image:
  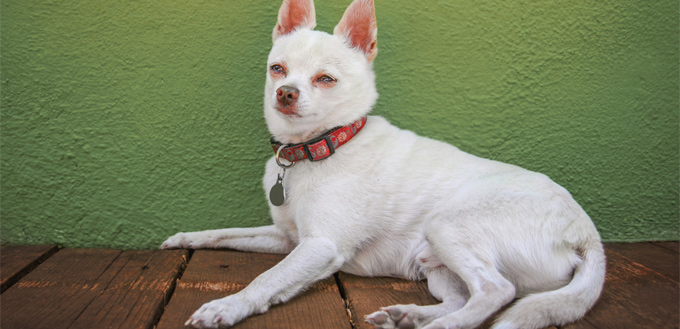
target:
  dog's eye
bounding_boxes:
[270,64,286,75]
[316,75,335,83]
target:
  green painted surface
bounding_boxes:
[1,0,678,249]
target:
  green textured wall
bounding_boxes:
[1,0,678,249]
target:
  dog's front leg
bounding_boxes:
[161,225,295,254]
[186,236,344,328]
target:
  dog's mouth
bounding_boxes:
[276,105,302,118]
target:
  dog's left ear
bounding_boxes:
[334,0,378,62]
[273,0,317,41]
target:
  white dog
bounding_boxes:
[161,0,606,328]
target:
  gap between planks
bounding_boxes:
[0,244,59,293]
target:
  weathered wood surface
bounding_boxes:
[0,242,677,329]
[338,272,439,329]
[0,248,188,329]
[156,249,351,329]
[565,242,679,329]
[0,244,58,293]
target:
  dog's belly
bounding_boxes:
[340,236,431,280]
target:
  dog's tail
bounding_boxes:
[493,237,606,329]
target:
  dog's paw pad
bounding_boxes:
[385,307,403,319]
[397,317,416,329]
[385,306,416,329]
[366,310,394,327]
[366,305,424,329]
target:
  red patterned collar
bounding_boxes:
[270,117,367,162]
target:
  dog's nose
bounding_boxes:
[276,86,299,106]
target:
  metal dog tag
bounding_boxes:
[269,171,286,206]
[271,145,294,207]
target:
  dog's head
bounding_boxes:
[264,0,378,144]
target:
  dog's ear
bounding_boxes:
[334,0,378,62]
[273,0,316,41]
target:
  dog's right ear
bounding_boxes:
[273,0,316,41]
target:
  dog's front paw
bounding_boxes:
[185,297,252,328]
[160,232,193,249]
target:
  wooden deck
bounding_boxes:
[1,242,677,329]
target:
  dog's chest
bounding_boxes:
[268,200,300,244]
[267,163,325,235]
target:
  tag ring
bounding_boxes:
[275,145,296,168]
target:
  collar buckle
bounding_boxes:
[304,135,336,162]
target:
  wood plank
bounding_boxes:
[0,249,188,329]
[0,244,59,292]
[0,242,673,329]
[337,272,439,329]
[0,249,123,329]
[156,250,351,329]
[68,249,189,329]
[564,248,679,329]
[606,242,679,281]
[651,241,679,253]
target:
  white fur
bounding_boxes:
[162,1,605,328]
[264,30,377,144]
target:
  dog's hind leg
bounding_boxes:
[160,225,295,254]
[365,264,469,329]
[419,229,516,329]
